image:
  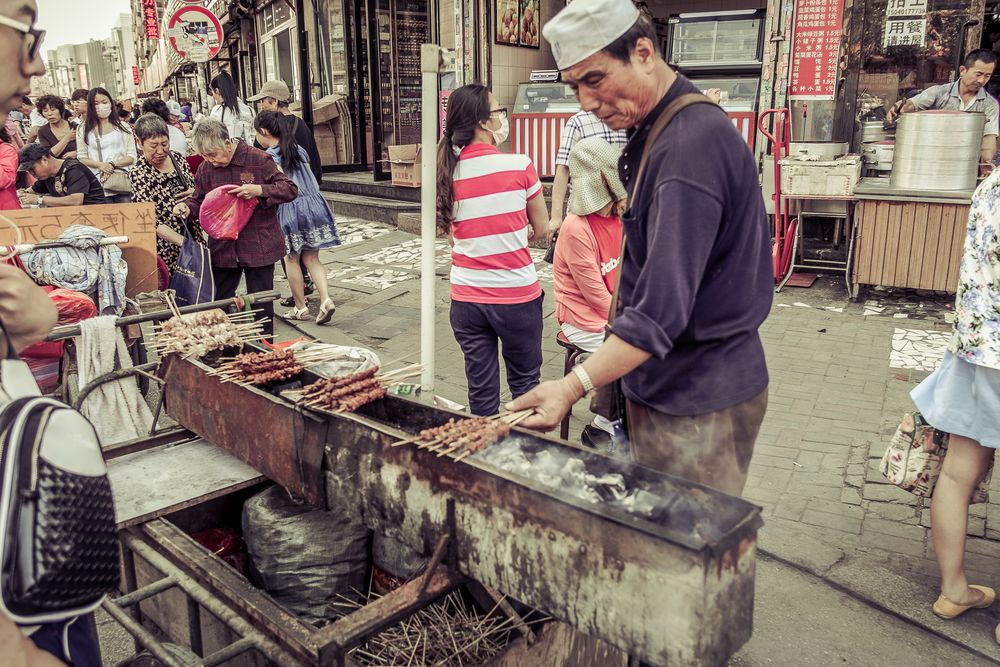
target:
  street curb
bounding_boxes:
[758,520,1000,664]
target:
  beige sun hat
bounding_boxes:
[568,136,627,216]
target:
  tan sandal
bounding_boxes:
[933,585,996,619]
[283,306,310,321]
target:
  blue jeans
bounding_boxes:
[450,295,543,416]
[104,192,132,204]
[29,614,102,667]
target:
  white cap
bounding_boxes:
[166,100,182,116]
[542,0,640,71]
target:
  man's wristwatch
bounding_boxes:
[36,196,43,208]
[571,365,595,398]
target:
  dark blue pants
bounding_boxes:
[450,296,544,416]
[29,614,102,666]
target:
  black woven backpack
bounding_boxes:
[0,320,119,624]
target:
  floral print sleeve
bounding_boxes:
[950,172,1000,370]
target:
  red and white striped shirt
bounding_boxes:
[450,143,543,304]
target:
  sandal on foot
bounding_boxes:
[933,585,996,619]
[283,306,310,321]
[316,298,336,325]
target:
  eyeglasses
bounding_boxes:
[489,107,508,118]
[0,14,45,62]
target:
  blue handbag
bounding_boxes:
[169,224,214,307]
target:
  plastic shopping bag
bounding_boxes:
[199,185,258,240]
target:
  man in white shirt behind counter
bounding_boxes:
[887,48,1000,175]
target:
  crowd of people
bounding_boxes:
[0,68,341,327]
[0,0,999,662]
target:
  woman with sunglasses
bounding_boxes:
[0,2,45,127]
[437,84,548,416]
[128,113,200,273]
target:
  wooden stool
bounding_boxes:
[556,330,586,440]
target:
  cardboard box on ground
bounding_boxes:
[388,144,421,187]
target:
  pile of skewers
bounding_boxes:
[392,410,533,462]
[208,347,377,387]
[294,364,422,414]
[333,589,545,666]
[151,298,265,359]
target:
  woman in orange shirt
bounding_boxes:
[552,137,625,448]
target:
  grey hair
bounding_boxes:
[191,118,230,154]
[133,113,169,143]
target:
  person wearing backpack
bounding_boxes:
[209,71,255,144]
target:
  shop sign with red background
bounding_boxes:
[788,0,844,100]
[143,0,159,40]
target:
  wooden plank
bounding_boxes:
[107,438,265,528]
[906,202,930,288]
[490,622,629,667]
[893,201,915,289]
[855,200,876,285]
[918,204,944,290]
[870,201,891,285]
[0,203,158,296]
[882,201,904,287]
[933,206,959,291]
[944,204,969,292]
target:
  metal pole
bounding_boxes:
[420,44,440,393]
[294,0,314,128]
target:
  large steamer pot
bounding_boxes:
[891,110,985,191]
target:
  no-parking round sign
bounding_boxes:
[166,5,223,63]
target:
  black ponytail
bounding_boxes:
[254,110,302,173]
[436,84,491,235]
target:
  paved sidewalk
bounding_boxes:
[272,216,1000,662]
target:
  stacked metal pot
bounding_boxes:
[889,110,985,191]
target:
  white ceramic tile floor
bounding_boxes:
[889,328,950,371]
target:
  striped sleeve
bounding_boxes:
[524,158,542,200]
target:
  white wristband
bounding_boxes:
[571,364,595,396]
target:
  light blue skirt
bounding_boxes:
[911,351,1000,449]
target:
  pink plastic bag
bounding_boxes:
[199,185,259,240]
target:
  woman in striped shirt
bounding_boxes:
[437,84,549,416]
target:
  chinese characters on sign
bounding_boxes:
[885,0,927,19]
[788,0,843,100]
[882,18,926,48]
[143,0,159,40]
[132,66,140,85]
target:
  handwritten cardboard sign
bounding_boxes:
[0,203,158,296]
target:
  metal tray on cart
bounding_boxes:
[151,354,762,666]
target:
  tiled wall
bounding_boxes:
[490,0,560,110]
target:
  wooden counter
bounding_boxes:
[851,179,970,294]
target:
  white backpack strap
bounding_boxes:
[0,318,41,401]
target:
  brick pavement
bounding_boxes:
[277,217,1000,660]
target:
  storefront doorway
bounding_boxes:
[319,0,432,179]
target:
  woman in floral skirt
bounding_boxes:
[254,110,340,324]
[912,169,1000,639]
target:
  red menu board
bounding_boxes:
[788,0,844,100]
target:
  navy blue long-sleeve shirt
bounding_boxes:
[611,75,772,416]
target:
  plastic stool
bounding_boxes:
[556,330,586,440]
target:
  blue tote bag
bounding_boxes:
[169,225,214,307]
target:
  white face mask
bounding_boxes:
[489,116,509,146]
[95,103,112,119]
